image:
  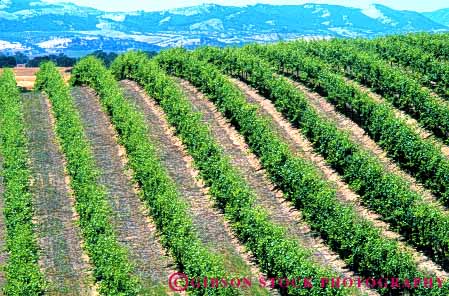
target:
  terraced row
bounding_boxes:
[283,39,449,147]
[152,49,449,295]
[352,36,449,100]
[79,54,351,295]
[3,39,449,295]
[193,46,449,272]
[0,69,45,295]
[22,91,93,295]
[35,62,142,295]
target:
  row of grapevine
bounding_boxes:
[95,51,346,296]
[0,70,46,294]
[353,36,449,99]
[34,62,141,295]
[192,46,449,273]
[244,42,449,208]
[70,56,240,296]
[396,33,449,61]
[153,48,447,295]
[286,39,449,145]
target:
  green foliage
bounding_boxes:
[27,53,77,68]
[0,69,46,295]
[152,49,449,295]
[87,51,118,67]
[109,52,347,296]
[353,36,449,100]
[35,62,140,296]
[254,41,449,208]
[373,33,449,68]
[293,39,449,144]
[194,46,449,275]
[0,55,17,67]
[71,56,238,296]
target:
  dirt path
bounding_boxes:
[71,87,175,294]
[119,81,269,296]
[231,79,448,279]
[22,92,94,295]
[175,78,378,296]
[427,88,449,105]
[345,78,449,158]
[0,157,6,289]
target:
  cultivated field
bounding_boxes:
[1,32,449,295]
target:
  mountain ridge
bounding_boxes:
[0,1,448,56]
[424,8,449,26]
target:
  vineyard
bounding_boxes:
[1,32,449,295]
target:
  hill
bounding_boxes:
[0,1,448,56]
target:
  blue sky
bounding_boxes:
[42,0,449,12]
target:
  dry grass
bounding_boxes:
[0,67,71,90]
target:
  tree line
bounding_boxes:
[0,50,157,68]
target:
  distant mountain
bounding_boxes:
[0,1,448,56]
[424,8,449,26]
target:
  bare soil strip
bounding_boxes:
[174,78,378,296]
[0,157,6,289]
[345,78,449,158]
[119,81,270,296]
[427,88,448,104]
[231,78,448,279]
[22,92,94,295]
[71,87,175,294]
